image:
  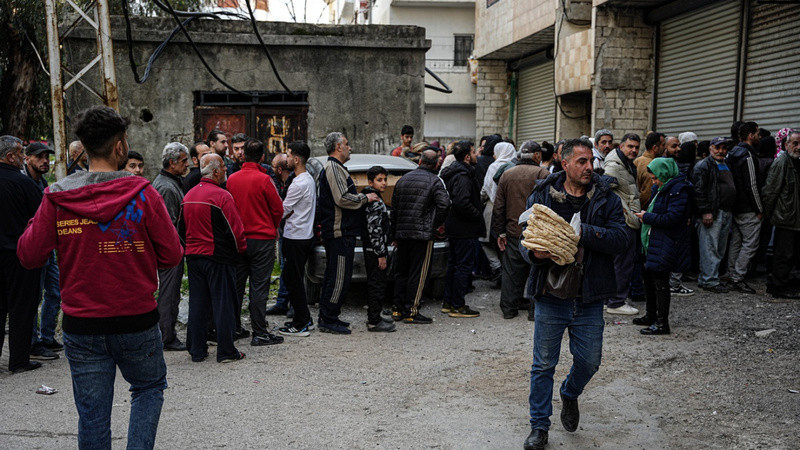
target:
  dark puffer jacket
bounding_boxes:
[691,156,721,216]
[390,166,450,241]
[440,161,484,239]
[642,173,693,273]
[520,172,627,303]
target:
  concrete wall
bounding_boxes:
[62,17,429,177]
[475,60,509,139]
[591,5,655,138]
[474,0,556,59]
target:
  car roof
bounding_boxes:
[313,154,417,172]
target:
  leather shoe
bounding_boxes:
[632,315,655,326]
[560,392,579,432]
[12,361,42,374]
[163,338,187,351]
[523,428,548,450]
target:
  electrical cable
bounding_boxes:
[243,0,293,93]
[129,0,292,94]
[143,0,253,96]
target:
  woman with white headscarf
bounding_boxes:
[482,142,517,204]
[478,142,517,278]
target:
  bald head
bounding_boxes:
[200,153,226,183]
[419,149,439,169]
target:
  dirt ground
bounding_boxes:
[1,275,798,449]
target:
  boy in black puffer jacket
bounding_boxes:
[361,166,396,332]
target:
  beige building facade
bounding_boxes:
[474,0,800,145]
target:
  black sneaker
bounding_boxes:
[318,321,352,334]
[730,280,756,294]
[441,303,455,314]
[448,306,480,318]
[207,330,218,345]
[30,344,59,360]
[11,361,42,374]
[234,328,251,340]
[219,351,246,363]
[41,339,64,352]
[335,318,351,328]
[285,320,315,331]
[701,284,730,294]
[771,289,800,300]
[367,320,396,332]
[278,326,311,337]
[402,313,433,324]
[250,333,284,346]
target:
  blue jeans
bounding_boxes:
[63,324,167,450]
[697,210,733,287]
[529,296,604,431]
[32,252,61,345]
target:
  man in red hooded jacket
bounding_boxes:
[17,106,183,450]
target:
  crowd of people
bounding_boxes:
[1,106,798,450]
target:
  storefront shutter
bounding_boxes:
[741,3,800,131]
[516,60,556,143]
[655,1,740,140]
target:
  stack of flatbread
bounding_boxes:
[521,204,580,266]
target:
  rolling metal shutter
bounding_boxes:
[741,3,800,131]
[655,1,740,140]
[516,60,556,143]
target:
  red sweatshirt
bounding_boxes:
[17,173,183,334]
[226,162,284,240]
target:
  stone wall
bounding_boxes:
[62,17,429,177]
[591,5,655,138]
[475,60,509,139]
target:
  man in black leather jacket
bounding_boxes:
[390,149,450,324]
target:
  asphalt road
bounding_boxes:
[1,276,798,449]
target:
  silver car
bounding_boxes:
[305,154,449,301]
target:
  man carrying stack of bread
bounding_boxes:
[520,138,627,450]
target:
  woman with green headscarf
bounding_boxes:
[632,157,694,335]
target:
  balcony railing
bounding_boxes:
[425,59,470,73]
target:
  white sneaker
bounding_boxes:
[606,304,639,315]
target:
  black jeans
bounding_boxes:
[770,227,800,289]
[643,268,670,325]
[365,251,388,324]
[283,237,313,328]
[318,236,356,325]
[392,239,434,317]
[0,251,41,371]
[235,238,276,336]
[186,258,239,362]
[445,237,477,309]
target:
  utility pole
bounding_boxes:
[44,0,119,180]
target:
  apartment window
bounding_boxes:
[454,35,474,67]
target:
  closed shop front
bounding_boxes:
[516,57,556,143]
[741,2,800,132]
[655,1,741,139]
